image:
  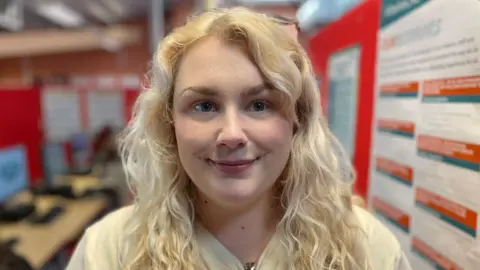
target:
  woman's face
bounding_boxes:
[172,37,294,208]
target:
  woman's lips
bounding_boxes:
[208,158,259,174]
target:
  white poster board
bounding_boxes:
[87,91,124,132]
[41,87,82,141]
[327,45,361,159]
[369,0,480,269]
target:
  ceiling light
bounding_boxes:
[297,0,339,31]
[36,1,85,27]
[0,0,24,31]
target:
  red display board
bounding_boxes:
[308,0,380,199]
[0,87,44,184]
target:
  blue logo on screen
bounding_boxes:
[0,145,28,203]
[0,160,21,182]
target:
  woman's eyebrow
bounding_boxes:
[181,86,218,96]
[180,83,270,97]
[241,84,271,97]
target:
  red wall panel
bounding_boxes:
[0,86,139,186]
[124,89,139,123]
[0,87,44,184]
[308,0,380,199]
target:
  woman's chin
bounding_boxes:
[211,185,263,207]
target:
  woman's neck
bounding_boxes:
[196,192,280,264]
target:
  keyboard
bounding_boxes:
[33,185,102,199]
[32,185,77,199]
[25,205,65,224]
[0,204,35,222]
[4,237,19,248]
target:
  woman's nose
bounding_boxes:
[216,110,247,149]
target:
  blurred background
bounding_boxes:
[1,0,479,269]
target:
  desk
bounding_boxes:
[0,196,108,269]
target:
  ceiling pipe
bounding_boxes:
[0,24,141,59]
[149,0,164,54]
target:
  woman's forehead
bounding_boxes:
[174,37,263,94]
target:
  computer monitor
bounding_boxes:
[70,133,91,174]
[71,133,89,152]
[0,145,29,204]
[42,143,68,186]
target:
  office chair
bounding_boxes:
[0,243,33,270]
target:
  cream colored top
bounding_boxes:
[66,205,411,270]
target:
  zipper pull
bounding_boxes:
[244,262,256,270]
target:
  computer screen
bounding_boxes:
[0,145,29,204]
[70,133,92,174]
[42,143,68,185]
[71,133,89,152]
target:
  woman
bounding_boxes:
[67,8,411,270]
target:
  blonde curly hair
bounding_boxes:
[119,7,372,270]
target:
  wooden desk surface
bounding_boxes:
[0,196,108,269]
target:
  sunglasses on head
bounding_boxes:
[188,9,300,31]
[267,14,298,26]
[267,14,300,32]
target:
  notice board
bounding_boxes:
[327,45,361,160]
[368,0,480,268]
[41,87,82,141]
[87,91,124,132]
[309,0,380,198]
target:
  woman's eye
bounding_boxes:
[248,101,269,112]
[193,101,217,112]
